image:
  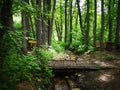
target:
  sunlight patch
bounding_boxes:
[97,74,114,82]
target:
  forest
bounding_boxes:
[0,0,120,90]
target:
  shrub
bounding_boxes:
[0,32,53,90]
[32,49,53,89]
[52,40,64,53]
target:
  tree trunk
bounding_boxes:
[36,0,42,48]
[115,0,120,49]
[30,16,35,38]
[108,0,112,42]
[76,0,83,32]
[69,0,73,45]
[64,0,68,44]
[48,0,56,46]
[42,0,52,47]
[55,20,62,41]
[9,15,14,30]
[47,0,51,46]
[26,17,30,36]
[60,1,63,41]
[22,12,28,54]
[86,0,90,49]
[93,0,97,47]
[0,0,13,39]
[21,0,30,54]
[75,12,78,28]
[100,0,104,49]
[0,0,13,70]
[42,0,48,46]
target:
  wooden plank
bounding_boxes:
[49,60,117,70]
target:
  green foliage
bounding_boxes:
[77,45,87,54]
[52,40,64,53]
[0,32,22,89]
[0,23,3,29]
[0,32,53,90]
[31,49,53,89]
[89,46,95,52]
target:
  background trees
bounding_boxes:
[0,0,119,53]
[4,0,118,52]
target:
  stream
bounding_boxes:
[48,69,120,90]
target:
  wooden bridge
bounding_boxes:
[48,60,117,72]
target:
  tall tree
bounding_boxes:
[21,0,30,54]
[42,0,48,45]
[93,0,97,47]
[115,0,120,48]
[55,0,63,42]
[64,0,68,44]
[60,0,63,41]
[47,0,51,46]
[22,12,28,54]
[86,0,90,49]
[69,0,73,45]
[0,0,13,39]
[100,0,104,49]
[42,0,52,47]
[48,0,56,46]
[108,0,112,42]
[76,0,84,39]
[36,0,42,48]
[0,0,13,79]
[55,19,62,41]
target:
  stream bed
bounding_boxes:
[48,69,120,90]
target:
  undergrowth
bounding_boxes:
[0,32,53,90]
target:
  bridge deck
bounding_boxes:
[49,60,116,70]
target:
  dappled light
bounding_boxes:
[97,73,114,82]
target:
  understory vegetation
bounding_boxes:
[0,33,53,90]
